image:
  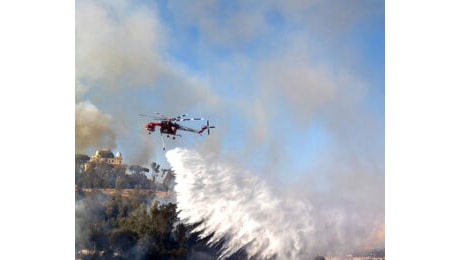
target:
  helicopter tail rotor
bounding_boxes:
[207,120,215,135]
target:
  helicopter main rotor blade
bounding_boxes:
[171,114,188,121]
[155,112,169,119]
[139,114,168,120]
[176,114,188,119]
[140,113,205,122]
[140,113,177,120]
[177,118,204,121]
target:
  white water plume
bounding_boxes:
[166,148,319,259]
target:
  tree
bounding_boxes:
[76,154,90,165]
[87,222,110,255]
[314,257,326,260]
[175,223,187,249]
[162,169,176,191]
[151,162,160,174]
[129,165,149,175]
[109,229,138,256]
[75,154,90,184]
[104,196,122,220]
[115,175,122,190]
[151,162,160,185]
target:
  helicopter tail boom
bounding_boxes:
[198,120,215,135]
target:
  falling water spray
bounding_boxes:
[166,148,322,259]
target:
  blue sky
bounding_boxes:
[75,0,385,227]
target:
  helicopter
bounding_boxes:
[140,113,215,150]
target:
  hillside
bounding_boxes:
[79,188,170,199]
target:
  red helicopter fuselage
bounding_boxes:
[145,121,179,135]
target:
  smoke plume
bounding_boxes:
[75,101,117,152]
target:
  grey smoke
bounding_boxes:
[75,101,117,152]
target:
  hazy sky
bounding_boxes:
[76,0,384,166]
[76,0,384,248]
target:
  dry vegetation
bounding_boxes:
[79,188,170,198]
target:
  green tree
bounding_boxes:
[129,165,149,175]
[87,223,110,255]
[109,229,138,256]
[75,154,90,185]
[175,223,187,250]
[162,169,176,191]
[104,195,122,221]
[115,175,122,190]
[75,154,90,173]
[151,162,160,174]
